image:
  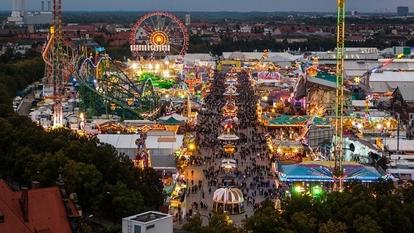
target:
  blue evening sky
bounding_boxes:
[1,0,413,12]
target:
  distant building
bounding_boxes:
[122,211,173,233]
[7,0,26,25]
[7,0,52,25]
[397,6,409,16]
[185,14,191,26]
[24,11,53,25]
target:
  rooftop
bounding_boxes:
[0,180,76,233]
[127,211,170,223]
[396,85,414,102]
[385,139,414,152]
[97,133,184,150]
[278,161,382,183]
[370,71,414,82]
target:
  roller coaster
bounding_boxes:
[73,54,162,120]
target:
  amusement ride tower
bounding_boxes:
[334,0,346,189]
[51,0,64,127]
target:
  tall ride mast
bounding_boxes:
[334,0,346,189]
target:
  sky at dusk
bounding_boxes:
[1,0,414,12]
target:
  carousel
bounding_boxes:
[218,118,239,142]
[225,74,238,85]
[221,159,237,172]
[223,100,238,117]
[213,188,245,215]
[223,84,239,96]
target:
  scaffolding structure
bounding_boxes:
[52,0,63,127]
[334,0,346,188]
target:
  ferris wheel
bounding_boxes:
[129,11,189,58]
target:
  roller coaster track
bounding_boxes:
[42,33,77,86]
[75,55,163,119]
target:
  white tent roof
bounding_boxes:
[222,52,299,62]
[385,139,414,152]
[370,71,414,82]
[145,135,184,150]
[158,113,187,122]
[97,134,184,150]
[97,134,140,149]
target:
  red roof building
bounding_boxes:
[0,180,80,233]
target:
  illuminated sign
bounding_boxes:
[130,44,171,52]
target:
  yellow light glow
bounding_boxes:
[188,143,196,151]
[131,63,138,69]
[376,123,383,130]
[386,121,391,128]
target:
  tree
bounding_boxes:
[353,215,382,233]
[0,56,166,231]
[319,220,347,233]
[245,199,289,233]
[62,160,103,209]
[182,214,203,233]
[290,212,317,233]
[204,213,240,233]
[103,181,145,221]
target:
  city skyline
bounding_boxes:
[1,0,413,13]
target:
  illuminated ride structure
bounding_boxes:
[74,55,161,120]
[42,0,77,127]
[289,0,348,189]
[129,11,189,58]
[334,0,346,187]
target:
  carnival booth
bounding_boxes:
[213,188,245,215]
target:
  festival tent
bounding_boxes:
[158,113,187,125]
[278,161,383,183]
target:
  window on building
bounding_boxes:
[134,225,141,233]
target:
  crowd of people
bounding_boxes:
[184,70,278,223]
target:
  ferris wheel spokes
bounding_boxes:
[129,11,189,58]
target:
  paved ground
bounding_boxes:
[17,91,34,116]
[182,131,273,226]
[177,72,275,227]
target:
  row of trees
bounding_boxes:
[183,182,414,233]
[0,54,164,230]
[188,35,338,54]
[188,34,406,55]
